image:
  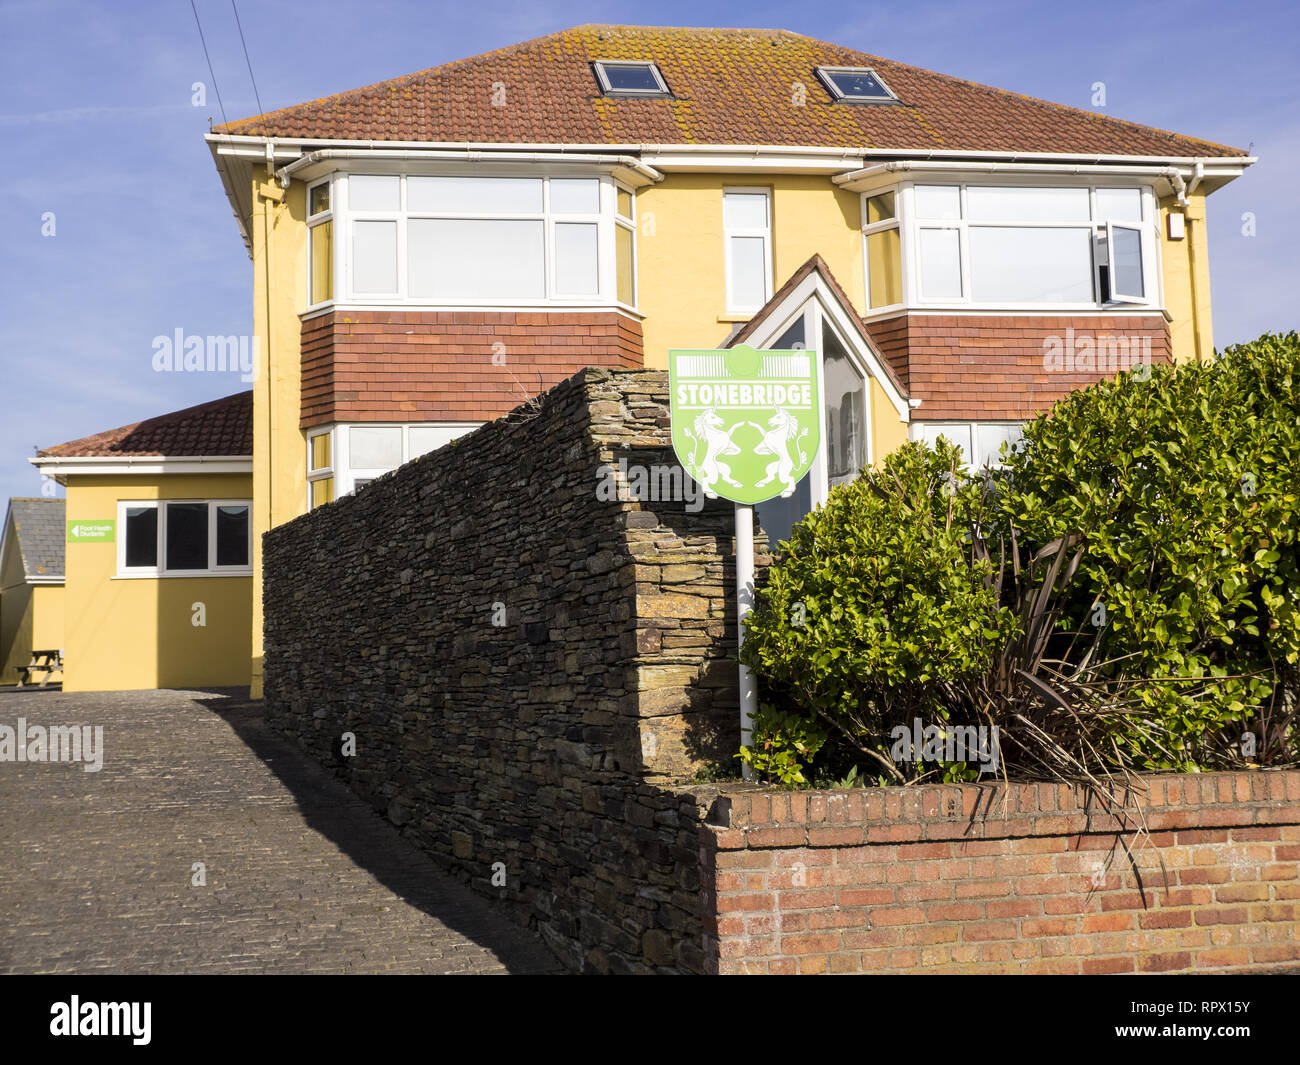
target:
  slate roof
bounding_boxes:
[213,25,1246,159]
[3,498,65,581]
[37,391,253,459]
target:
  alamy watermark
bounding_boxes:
[0,719,103,772]
[596,457,705,513]
[1042,328,1153,376]
[152,329,258,383]
[889,717,1000,773]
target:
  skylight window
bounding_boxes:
[816,66,898,104]
[593,60,670,97]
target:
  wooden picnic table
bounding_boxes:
[17,648,63,688]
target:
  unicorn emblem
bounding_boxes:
[683,407,745,498]
[747,408,810,497]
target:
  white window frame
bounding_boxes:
[910,421,1026,470]
[307,426,334,510]
[308,422,480,501]
[1104,220,1148,304]
[723,187,773,315]
[614,182,638,309]
[592,60,670,97]
[115,500,253,578]
[306,178,333,311]
[876,179,1162,314]
[331,172,621,308]
[861,189,904,314]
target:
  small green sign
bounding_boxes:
[67,520,115,543]
[669,345,821,505]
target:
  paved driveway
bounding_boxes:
[0,687,561,974]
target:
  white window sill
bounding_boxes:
[112,570,254,580]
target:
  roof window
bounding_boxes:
[816,66,898,104]
[593,60,670,97]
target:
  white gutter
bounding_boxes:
[205,132,1255,169]
[29,455,254,481]
[833,160,1209,204]
[274,148,663,187]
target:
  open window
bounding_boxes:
[1103,221,1147,303]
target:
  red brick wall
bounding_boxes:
[299,309,643,429]
[863,313,1171,421]
[704,771,1300,974]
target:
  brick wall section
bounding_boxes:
[864,313,1171,420]
[706,773,1300,974]
[299,309,643,428]
[264,367,750,972]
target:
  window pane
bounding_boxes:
[1095,188,1143,223]
[599,62,665,93]
[165,503,208,571]
[550,178,600,215]
[1110,226,1145,299]
[309,183,330,216]
[967,186,1090,222]
[555,222,599,295]
[409,427,456,457]
[309,433,330,471]
[916,423,972,464]
[918,228,962,299]
[975,423,1024,467]
[124,506,157,568]
[865,191,896,224]
[352,220,397,294]
[215,506,249,567]
[728,235,767,310]
[773,313,805,350]
[969,227,1094,303]
[310,221,332,304]
[349,175,400,212]
[723,192,768,230]
[616,188,633,220]
[823,324,867,487]
[866,227,902,307]
[407,176,542,214]
[310,477,333,508]
[349,426,402,469]
[407,219,544,298]
[913,185,961,220]
[616,224,634,305]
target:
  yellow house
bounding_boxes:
[30,393,254,692]
[0,498,66,685]
[200,25,1252,696]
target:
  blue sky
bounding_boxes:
[1,0,1296,506]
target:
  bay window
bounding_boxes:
[307,181,332,305]
[862,190,902,308]
[117,501,252,577]
[873,181,1159,310]
[311,173,634,307]
[308,422,477,505]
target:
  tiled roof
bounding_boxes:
[727,253,909,399]
[214,25,1245,158]
[37,391,253,459]
[4,498,65,580]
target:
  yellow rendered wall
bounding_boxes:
[870,378,909,464]
[1159,192,1215,362]
[251,174,310,697]
[636,174,865,367]
[62,474,254,692]
[0,529,35,683]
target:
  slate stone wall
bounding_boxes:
[263,367,758,972]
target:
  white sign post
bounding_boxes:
[735,502,757,780]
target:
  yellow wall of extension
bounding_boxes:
[61,474,253,692]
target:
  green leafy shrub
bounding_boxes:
[739,332,1300,784]
[994,331,1300,764]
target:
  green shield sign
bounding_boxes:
[67,520,115,543]
[669,345,820,505]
